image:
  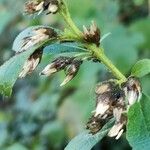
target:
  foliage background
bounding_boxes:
[0,0,149,149]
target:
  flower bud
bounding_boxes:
[83,21,100,46]
[60,59,82,86]
[40,56,73,76]
[24,0,59,15]
[19,48,43,78]
[122,77,142,106]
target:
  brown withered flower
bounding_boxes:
[87,77,142,139]
[13,26,57,53]
[14,26,57,78]
[19,48,43,78]
[22,27,57,50]
[40,57,82,86]
[83,21,100,46]
[87,80,127,139]
[60,59,83,86]
[24,0,59,15]
[40,56,73,76]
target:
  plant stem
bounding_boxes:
[87,44,127,82]
[59,0,127,82]
[59,0,83,38]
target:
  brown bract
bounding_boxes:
[83,21,100,46]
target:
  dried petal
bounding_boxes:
[19,48,43,78]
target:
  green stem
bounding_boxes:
[59,0,127,82]
[59,0,83,38]
[87,44,127,82]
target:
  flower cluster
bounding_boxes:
[83,21,100,46]
[40,56,83,86]
[87,77,141,139]
[24,0,59,15]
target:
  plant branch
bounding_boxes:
[59,0,127,82]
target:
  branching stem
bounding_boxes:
[59,0,127,82]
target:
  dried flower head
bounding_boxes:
[83,21,100,46]
[19,48,43,78]
[40,56,73,76]
[40,57,82,86]
[60,59,82,86]
[13,26,57,53]
[87,80,126,139]
[24,0,59,15]
[122,76,142,106]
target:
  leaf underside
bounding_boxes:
[127,94,150,150]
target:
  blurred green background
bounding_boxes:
[0,0,149,149]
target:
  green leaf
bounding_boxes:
[0,41,47,97]
[131,59,150,78]
[44,42,85,54]
[65,119,115,150]
[127,94,150,150]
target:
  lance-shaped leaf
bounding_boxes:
[44,42,86,54]
[131,59,150,78]
[127,94,150,150]
[65,119,115,150]
[0,41,48,97]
